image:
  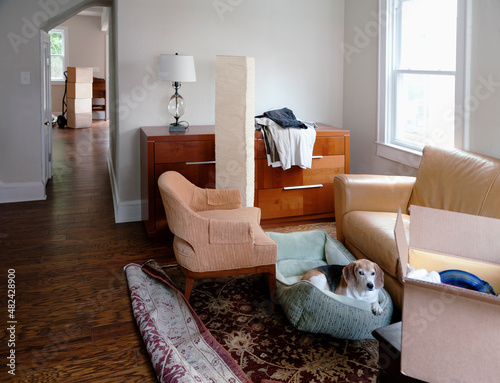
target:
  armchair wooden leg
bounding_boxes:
[267,269,277,309]
[178,264,277,307]
[184,276,195,301]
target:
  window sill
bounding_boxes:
[376,142,423,169]
[51,80,66,86]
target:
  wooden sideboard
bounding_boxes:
[140,123,349,237]
[92,77,106,119]
[254,124,350,226]
[140,126,216,238]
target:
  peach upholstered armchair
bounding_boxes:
[157,171,278,302]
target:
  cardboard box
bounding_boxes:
[67,98,91,114]
[67,112,92,129]
[66,83,92,99]
[67,67,93,83]
[394,206,500,383]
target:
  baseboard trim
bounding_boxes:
[0,181,47,203]
[115,199,142,223]
[107,152,142,223]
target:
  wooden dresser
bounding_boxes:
[92,77,106,119]
[254,124,350,226]
[140,126,216,238]
[141,123,349,237]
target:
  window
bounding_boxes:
[378,0,468,165]
[49,28,68,82]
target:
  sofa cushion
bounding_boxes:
[343,211,410,281]
[409,146,500,216]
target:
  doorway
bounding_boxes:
[42,4,113,189]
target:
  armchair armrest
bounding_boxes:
[208,219,254,244]
[334,174,415,243]
[205,188,242,210]
[197,206,261,245]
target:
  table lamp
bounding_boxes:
[157,53,196,131]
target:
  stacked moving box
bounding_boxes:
[66,67,93,129]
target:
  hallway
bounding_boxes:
[0,121,171,381]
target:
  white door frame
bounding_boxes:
[41,31,53,185]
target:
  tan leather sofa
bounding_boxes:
[334,146,500,308]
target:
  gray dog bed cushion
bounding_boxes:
[266,229,393,340]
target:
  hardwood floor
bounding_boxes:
[0,121,173,382]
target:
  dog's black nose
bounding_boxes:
[367,282,374,290]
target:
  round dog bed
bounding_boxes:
[266,229,393,340]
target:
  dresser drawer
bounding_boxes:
[155,141,215,163]
[314,136,345,156]
[154,163,215,197]
[141,125,216,238]
[255,155,345,189]
[255,183,335,220]
[255,138,267,159]
[253,124,349,225]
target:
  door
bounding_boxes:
[42,31,53,183]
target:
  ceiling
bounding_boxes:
[79,7,105,17]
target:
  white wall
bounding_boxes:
[343,0,419,176]
[0,0,90,203]
[343,0,500,177]
[467,1,500,159]
[0,0,44,201]
[3,0,498,220]
[113,0,345,221]
[0,0,111,203]
[343,0,404,176]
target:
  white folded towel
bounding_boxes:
[407,265,441,284]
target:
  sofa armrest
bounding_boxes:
[334,174,415,243]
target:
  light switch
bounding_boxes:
[21,72,30,85]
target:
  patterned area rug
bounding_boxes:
[266,222,337,238]
[128,222,379,382]
[126,262,255,383]
[162,262,379,382]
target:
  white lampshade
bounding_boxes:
[157,54,196,82]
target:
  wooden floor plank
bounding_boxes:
[0,120,321,382]
[91,320,138,342]
[0,121,169,382]
[20,349,141,382]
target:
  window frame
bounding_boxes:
[49,27,69,85]
[377,0,470,168]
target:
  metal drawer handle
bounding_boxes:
[312,155,323,159]
[185,161,216,165]
[283,184,323,191]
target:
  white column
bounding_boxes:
[215,55,255,207]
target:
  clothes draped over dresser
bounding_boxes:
[255,108,317,170]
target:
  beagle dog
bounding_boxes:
[301,259,384,315]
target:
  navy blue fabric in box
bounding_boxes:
[439,269,496,295]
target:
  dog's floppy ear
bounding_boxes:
[342,263,358,287]
[374,263,384,289]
